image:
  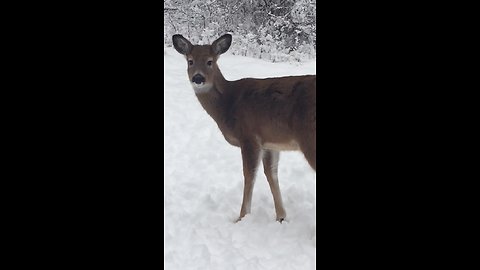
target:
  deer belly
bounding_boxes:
[263,141,300,151]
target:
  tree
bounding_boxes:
[164,0,316,62]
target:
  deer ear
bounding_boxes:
[211,34,232,55]
[172,34,193,55]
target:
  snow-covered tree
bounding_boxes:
[164,0,316,62]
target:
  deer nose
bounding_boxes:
[192,74,205,84]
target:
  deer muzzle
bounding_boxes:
[192,74,205,85]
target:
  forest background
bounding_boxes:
[164,0,316,62]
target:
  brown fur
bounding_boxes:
[173,34,316,222]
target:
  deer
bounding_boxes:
[172,34,316,223]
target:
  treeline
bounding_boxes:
[164,0,316,62]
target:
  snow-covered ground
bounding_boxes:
[164,47,316,270]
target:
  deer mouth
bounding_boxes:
[191,82,212,93]
[191,80,206,88]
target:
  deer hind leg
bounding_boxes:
[302,146,316,171]
[237,140,261,222]
[263,150,286,222]
[299,135,316,171]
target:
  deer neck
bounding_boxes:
[194,67,229,123]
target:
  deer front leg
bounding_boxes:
[237,140,261,222]
[263,150,286,222]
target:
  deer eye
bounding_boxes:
[207,60,213,66]
[188,60,193,66]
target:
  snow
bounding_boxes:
[164,47,316,270]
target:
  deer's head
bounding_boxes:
[172,34,232,94]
